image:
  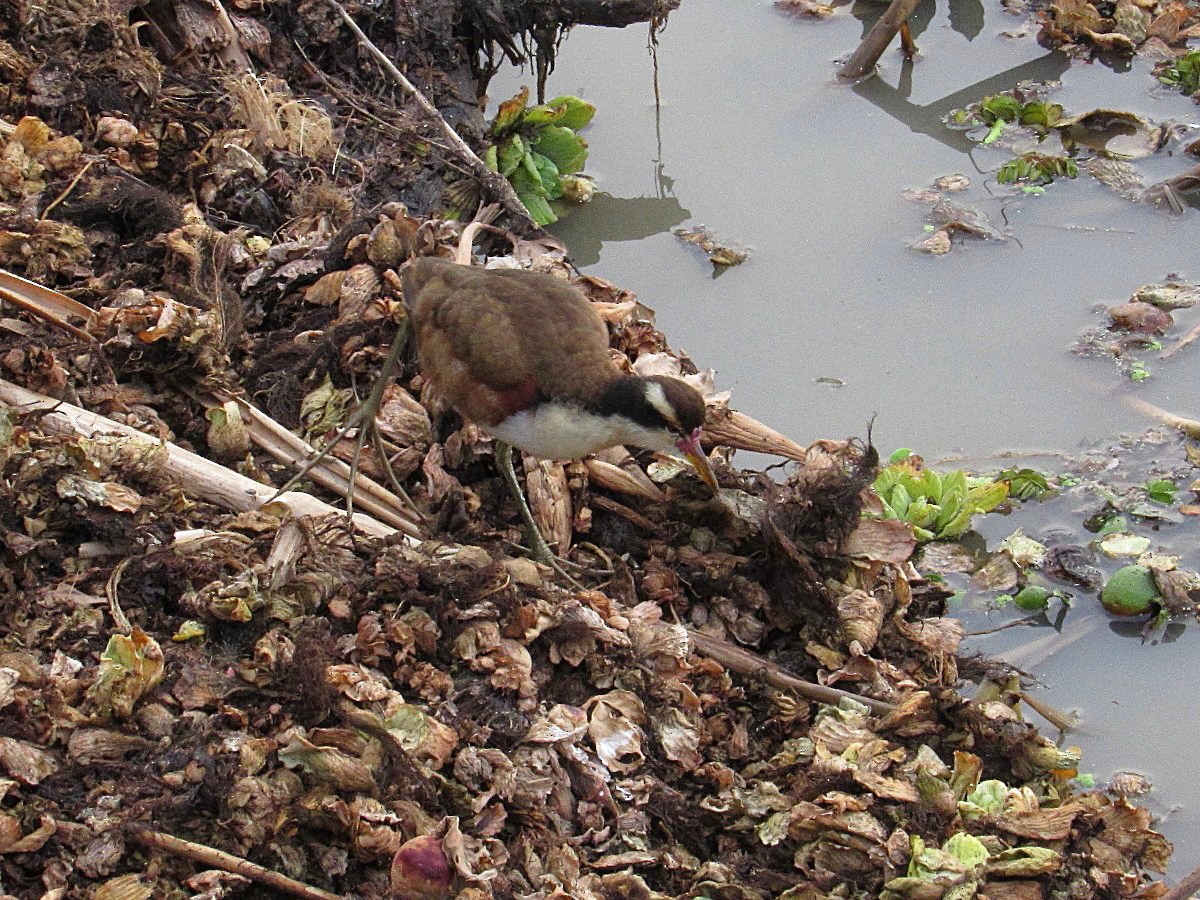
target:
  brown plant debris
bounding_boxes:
[0,1,1172,897]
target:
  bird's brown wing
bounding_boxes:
[404,258,617,425]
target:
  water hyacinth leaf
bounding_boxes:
[491,86,529,135]
[511,183,556,225]
[986,845,1063,878]
[756,810,790,846]
[999,467,1051,500]
[1019,101,1064,129]
[1014,585,1053,610]
[961,779,1008,817]
[965,479,1009,515]
[88,629,165,720]
[998,529,1048,567]
[943,832,990,869]
[278,732,377,792]
[1158,50,1200,95]
[546,95,596,130]
[497,135,526,177]
[1144,479,1176,504]
[979,94,1023,124]
[532,125,589,176]
[522,99,569,128]
[527,149,564,198]
[1099,532,1151,557]
[1100,564,1161,616]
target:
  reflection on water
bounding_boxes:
[551,191,690,266]
[852,50,1071,151]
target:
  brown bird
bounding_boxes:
[403,256,719,566]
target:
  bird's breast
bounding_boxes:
[487,403,631,461]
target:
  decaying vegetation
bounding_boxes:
[0,0,1184,897]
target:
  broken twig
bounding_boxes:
[838,0,924,79]
[130,828,341,900]
[687,630,897,715]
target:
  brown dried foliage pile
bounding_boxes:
[1034,0,1200,56]
[0,1,1174,898]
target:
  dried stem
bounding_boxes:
[130,829,341,900]
[687,630,897,715]
[0,378,397,539]
[838,0,924,79]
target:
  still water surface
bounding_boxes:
[492,0,1200,879]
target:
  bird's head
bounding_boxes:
[598,375,720,493]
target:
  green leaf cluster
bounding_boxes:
[873,463,1010,542]
[967,94,1064,144]
[995,467,1052,500]
[1158,50,1200,95]
[997,152,1078,186]
[484,87,595,226]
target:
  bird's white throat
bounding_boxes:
[488,402,676,461]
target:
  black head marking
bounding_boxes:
[647,375,707,433]
[596,375,706,435]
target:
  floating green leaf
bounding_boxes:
[1014,585,1054,610]
[1019,100,1064,129]
[1144,478,1176,504]
[997,152,1078,186]
[996,467,1051,500]
[491,86,529,135]
[1100,564,1161,616]
[978,94,1022,124]
[532,126,588,176]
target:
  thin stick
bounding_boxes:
[838,0,924,79]
[0,268,97,342]
[1121,395,1200,439]
[1014,689,1077,733]
[208,389,423,537]
[326,0,535,228]
[1162,863,1200,900]
[130,829,341,900]
[40,158,95,222]
[687,630,897,715]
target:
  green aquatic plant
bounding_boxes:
[997,152,1079,186]
[1158,50,1200,96]
[956,93,1064,144]
[873,461,1009,541]
[484,87,595,226]
[994,467,1052,501]
[1144,478,1177,504]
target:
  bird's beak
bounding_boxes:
[675,428,720,494]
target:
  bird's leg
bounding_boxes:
[495,441,581,589]
[269,318,423,525]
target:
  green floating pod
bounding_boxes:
[1099,564,1161,616]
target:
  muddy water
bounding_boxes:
[491,0,1200,879]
